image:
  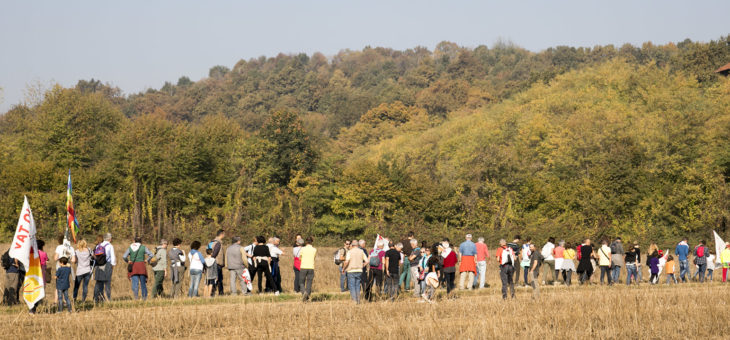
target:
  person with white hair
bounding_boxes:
[475,237,490,289]
[458,234,477,290]
[407,238,422,296]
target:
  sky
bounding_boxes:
[0,0,727,113]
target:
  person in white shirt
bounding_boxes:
[267,237,284,294]
[541,237,555,285]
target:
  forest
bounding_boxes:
[1,37,729,245]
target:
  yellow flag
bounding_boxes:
[22,248,45,309]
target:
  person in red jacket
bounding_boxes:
[441,239,458,295]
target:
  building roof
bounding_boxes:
[716,62,730,73]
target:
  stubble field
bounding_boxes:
[2,242,730,339]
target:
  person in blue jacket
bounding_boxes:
[675,237,690,283]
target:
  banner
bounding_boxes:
[373,234,390,251]
[714,230,725,264]
[9,196,44,309]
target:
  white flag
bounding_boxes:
[9,196,37,270]
[373,234,390,251]
[713,231,725,264]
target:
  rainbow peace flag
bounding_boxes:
[66,170,79,243]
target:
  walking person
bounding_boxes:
[292,238,304,293]
[252,236,276,293]
[267,237,283,294]
[553,240,565,285]
[625,246,639,285]
[335,240,349,292]
[55,257,72,313]
[721,243,730,283]
[562,243,577,286]
[496,239,516,299]
[610,237,624,284]
[298,237,317,302]
[707,251,716,282]
[458,234,477,290]
[441,240,457,296]
[528,243,544,299]
[151,239,168,298]
[365,241,386,301]
[168,238,186,298]
[577,239,594,284]
[665,255,677,284]
[122,236,154,300]
[188,241,205,297]
[507,236,521,286]
[597,239,612,285]
[694,240,708,283]
[73,239,93,302]
[675,237,690,282]
[649,251,660,284]
[384,242,402,300]
[226,236,249,296]
[342,240,367,303]
[407,239,422,296]
[209,230,225,296]
[520,238,532,285]
[541,237,556,285]
[475,237,490,288]
[93,234,115,304]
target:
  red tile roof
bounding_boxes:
[716,62,730,73]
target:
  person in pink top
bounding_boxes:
[553,240,566,285]
[475,237,490,289]
[37,239,50,284]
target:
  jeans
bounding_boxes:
[599,266,612,284]
[697,264,707,283]
[293,268,301,293]
[130,275,148,300]
[73,272,91,301]
[339,268,347,292]
[611,265,622,283]
[522,265,530,284]
[385,273,399,299]
[626,264,638,285]
[57,289,71,313]
[299,269,314,301]
[94,280,109,303]
[564,270,573,286]
[347,272,362,303]
[152,270,165,298]
[399,258,411,290]
[666,273,677,284]
[229,268,247,295]
[477,261,487,288]
[499,265,515,299]
[679,260,689,282]
[188,269,202,297]
[707,269,714,281]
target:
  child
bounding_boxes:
[649,251,659,284]
[204,248,218,298]
[56,257,72,313]
[665,255,677,284]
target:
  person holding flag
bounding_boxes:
[66,170,80,243]
[9,197,45,312]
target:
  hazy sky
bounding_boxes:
[1,1,727,112]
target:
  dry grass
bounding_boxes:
[2,242,730,338]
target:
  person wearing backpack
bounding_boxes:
[209,230,226,297]
[93,233,116,303]
[364,241,386,301]
[694,240,708,283]
[122,236,154,300]
[334,240,350,292]
[496,239,515,299]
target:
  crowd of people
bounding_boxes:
[3,230,730,312]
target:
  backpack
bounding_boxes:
[696,246,705,258]
[1,250,11,270]
[333,248,345,265]
[207,241,217,251]
[369,250,382,267]
[577,245,582,260]
[94,244,108,266]
[609,242,618,254]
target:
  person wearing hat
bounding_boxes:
[720,242,730,283]
[458,234,477,290]
[151,239,168,298]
